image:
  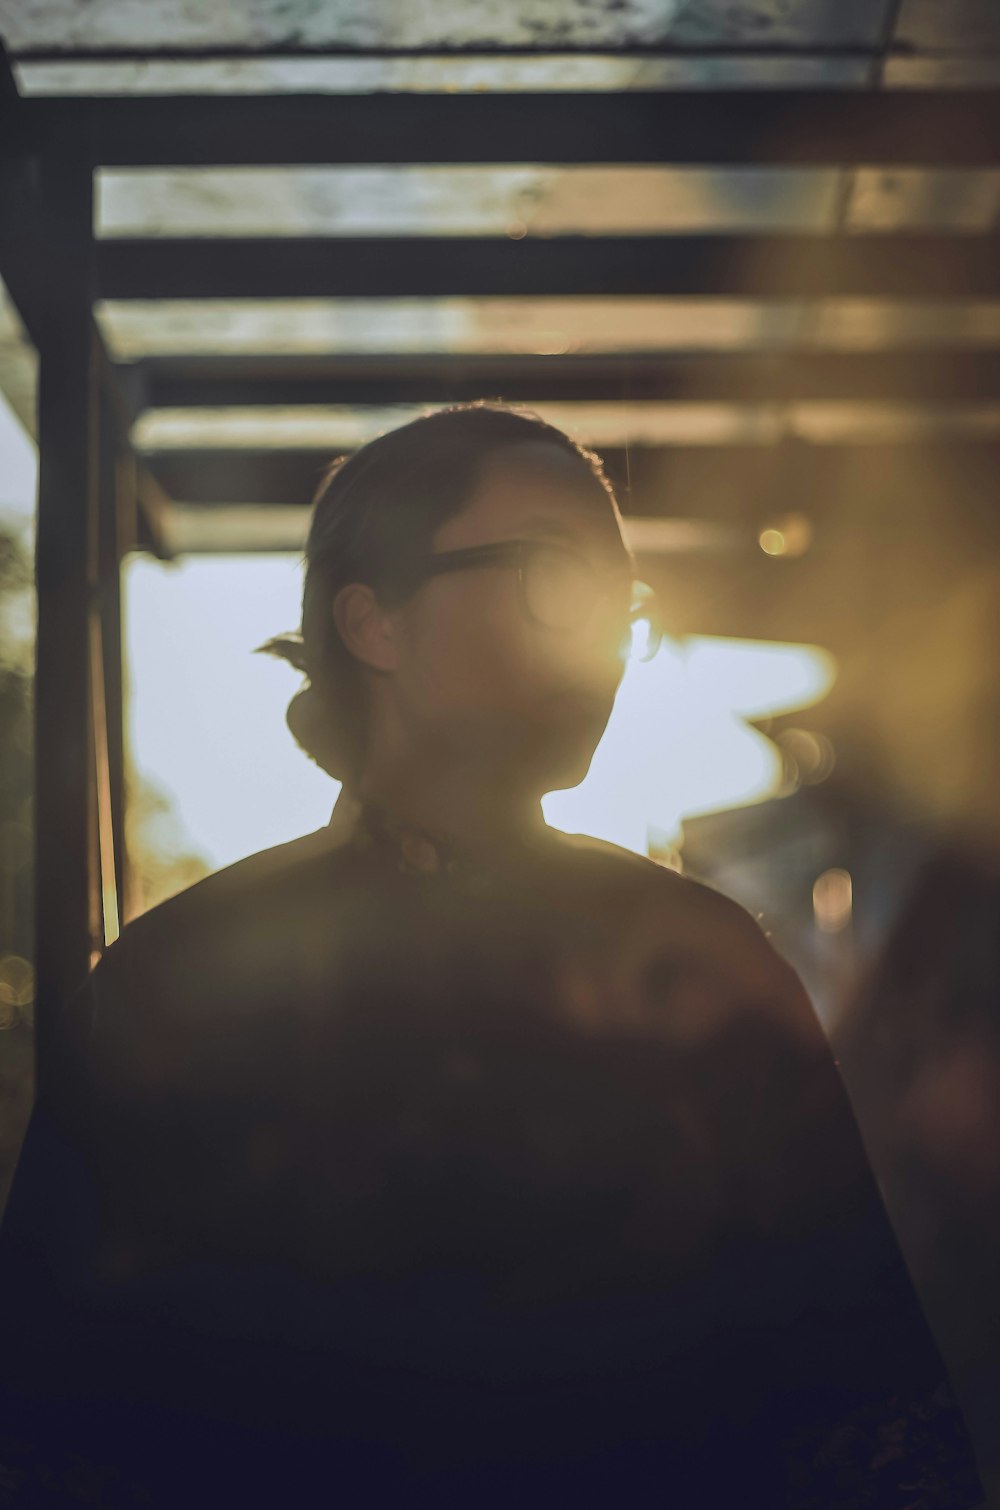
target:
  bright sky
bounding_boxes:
[0,387,835,874]
[124,551,339,865]
[0,389,37,532]
[124,552,835,869]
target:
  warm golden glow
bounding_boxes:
[777,727,836,786]
[543,629,837,855]
[812,868,853,933]
[759,512,813,558]
[0,954,35,1030]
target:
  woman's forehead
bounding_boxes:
[434,440,624,552]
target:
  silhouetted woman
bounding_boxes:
[0,405,985,1507]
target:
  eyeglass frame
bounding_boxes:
[401,538,661,655]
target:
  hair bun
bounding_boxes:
[253,632,308,674]
[285,683,349,781]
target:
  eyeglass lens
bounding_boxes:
[521,546,660,657]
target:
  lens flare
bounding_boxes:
[544,634,837,856]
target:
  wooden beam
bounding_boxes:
[32,147,101,1081]
[15,90,1000,167]
[143,441,1000,512]
[0,45,47,352]
[134,460,177,561]
[137,351,1000,410]
[97,234,1000,301]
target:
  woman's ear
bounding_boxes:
[331,583,399,674]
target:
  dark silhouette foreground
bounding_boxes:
[0,795,985,1507]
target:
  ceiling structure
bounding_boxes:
[0,0,998,630]
[3,0,1000,87]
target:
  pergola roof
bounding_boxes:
[1,0,999,556]
[4,0,1000,87]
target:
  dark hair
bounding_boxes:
[255,401,622,783]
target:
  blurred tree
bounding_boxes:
[0,518,34,1222]
[125,768,212,915]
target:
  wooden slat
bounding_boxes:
[138,351,1000,410]
[16,90,1000,167]
[97,234,1000,301]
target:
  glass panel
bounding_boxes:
[97,166,843,240]
[810,300,1000,349]
[98,297,1000,362]
[131,399,1000,455]
[16,53,872,96]
[883,56,1000,86]
[131,402,789,452]
[97,297,813,358]
[845,169,1000,234]
[163,508,742,557]
[164,504,314,555]
[893,0,1000,51]
[2,0,891,54]
[791,399,1000,441]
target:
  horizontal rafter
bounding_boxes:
[98,234,1000,300]
[135,351,1000,410]
[144,441,1000,509]
[16,90,1000,167]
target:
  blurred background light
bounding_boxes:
[758,512,813,557]
[813,867,854,933]
[776,727,836,785]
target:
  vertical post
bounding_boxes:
[114,446,140,927]
[32,143,100,1085]
[95,367,132,938]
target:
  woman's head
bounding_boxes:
[258,402,635,797]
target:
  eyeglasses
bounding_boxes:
[407,539,663,662]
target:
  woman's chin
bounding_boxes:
[528,726,602,795]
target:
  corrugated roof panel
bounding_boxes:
[894,0,1000,51]
[846,169,1000,233]
[160,506,740,556]
[96,297,813,357]
[131,399,1000,452]
[666,0,890,47]
[131,402,786,451]
[13,53,874,95]
[97,297,1000,359]
[0,0,893,52]
[810,300,1000,348]
[96,166,843,239]
[883,56,1000,87]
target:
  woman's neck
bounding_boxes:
[349,763,548,856]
